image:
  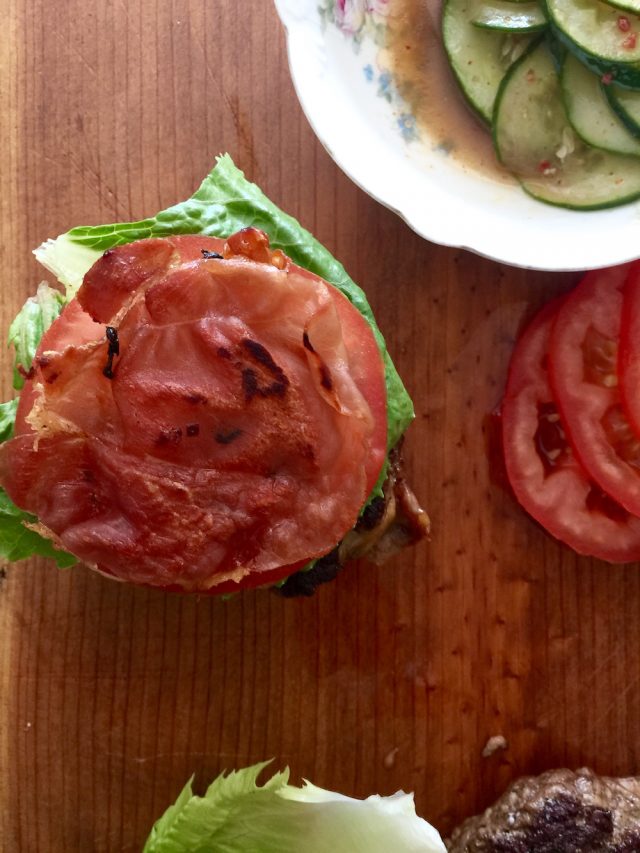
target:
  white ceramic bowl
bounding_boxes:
[274,0,640,272]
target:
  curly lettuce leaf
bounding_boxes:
[0,491,75,568]
[143,762,445,853]
[8,282,65,390]
[0,400,18,443]
[0,287,73,568]
[35,154,413,449]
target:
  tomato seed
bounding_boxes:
[535,402,569,474]
[602,404,640,469]
[581,326,617,387]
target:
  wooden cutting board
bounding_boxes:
[1,1,639,850]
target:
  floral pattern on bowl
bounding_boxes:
[275,0,640,270]
[318,0,389,43]
[318,0,418,142]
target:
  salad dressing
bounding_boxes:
[385,0,509,181]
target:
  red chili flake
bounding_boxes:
[538,160,551,173]
[623,32,637,49]
[618,15,631,32]
[601,72,614,85]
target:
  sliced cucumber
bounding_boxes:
[547,31,568,70]
[600,0,640,12]
[562,53,640,154]
[546,0,640,88]
[605,81,640,134]
[473,1,547,31]
[443,0,535,122]
[494,40,640,207]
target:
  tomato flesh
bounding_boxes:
[502,298,640,563]
[619,262,640,440]
[548,265,640,518]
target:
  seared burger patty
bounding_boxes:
[447,768,640,852]
[278,444,430,597]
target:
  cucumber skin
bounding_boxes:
[520,178,640,210]
[441,0,493,125]
[598,0,640,13]
[472,5,548,33]
[493,40,640,209]
[546,31,568,72]
[491,36,546,165]
[561,55,640,155]
[548,19,640,90]
[472,0,548,32]
[604,85,640,137]
[473,20,547,33]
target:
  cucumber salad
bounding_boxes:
[443,0,640,209]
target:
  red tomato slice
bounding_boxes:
[95,556,309,596]
[548,265,640,518]
[0,230,387,592]
[502,298,640,563]
[619,262,640,437]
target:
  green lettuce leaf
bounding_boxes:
[35,154,414,450]
[0,400,18,443]
[0,491,75,568]
[142,762,445,853]
[8,282,65,390]
[0,287,74,568]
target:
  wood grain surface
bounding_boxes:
[1,1,639,850]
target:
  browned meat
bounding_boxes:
[447,768,640,853]
[277,444,429,597]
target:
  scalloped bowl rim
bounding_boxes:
[274,0,640,272]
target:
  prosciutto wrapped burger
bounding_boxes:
[0,157,428,594]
